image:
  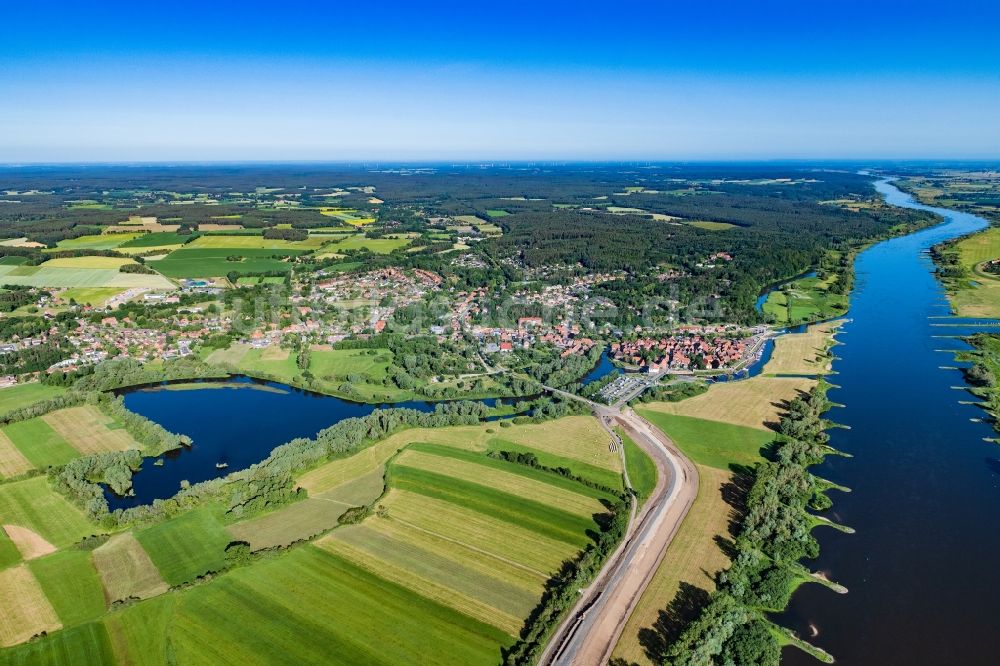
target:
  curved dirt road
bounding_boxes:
[538,405,698,666]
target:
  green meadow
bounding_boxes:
[148,247,301,278]
[0,384,66,416]
[0,477,93,547]
[28,549,107,626]
[134,507,229,586]
[620,428,658,503]
[3,418,78,469]
[637,410,772,470]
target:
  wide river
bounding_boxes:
[779,180,1000,664]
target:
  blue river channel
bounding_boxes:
[779,179,1000,664]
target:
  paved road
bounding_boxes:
[538,387,699,666]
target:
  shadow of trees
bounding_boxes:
[637,582,711,663]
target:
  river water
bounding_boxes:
[779,180,1000,664]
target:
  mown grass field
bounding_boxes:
[148,247,300,278]
[134,507,228,586]
[1,622,115,664]
[0,528,21,568]
[308,441,614,644]
[42,405,140,455]
[227,498,347,551]
[642,376,815,431]
[118,231,192,248]
[187,234,328,251]
[763,320,843,376]
[0,565,61,647]
[0,433,34,480]
[92,533,169,603]
[166,546,508,665]
[298,415,621,496]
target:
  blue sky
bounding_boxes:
[2,1,999,161]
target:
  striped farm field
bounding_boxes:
[42,405,140,455]
[389,465,596,546]
[167,546,509,665]
[134,507,228,586]
[50,233,142,251]
[396,444,610,518]
[362,516,547,593]
[298,415,620,495]
[313,466,387,506]
[92,533,169,604]
[317,525,532,634]
[384,489,576,574]
[0,477,93,548]
[28,549,106,626]
[0,565,61,647]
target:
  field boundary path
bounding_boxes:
[536,386,699,666]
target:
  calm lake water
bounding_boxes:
[779,180,1000,664]
[110,377,438,509]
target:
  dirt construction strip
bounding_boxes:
[538,406,699,666]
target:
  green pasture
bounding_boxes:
[637,410,772,470]
[134,507,228,586]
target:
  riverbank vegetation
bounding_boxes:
[958,333,1000,434]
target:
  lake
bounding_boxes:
[779,179,1000,664]
[109,376,440,509]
